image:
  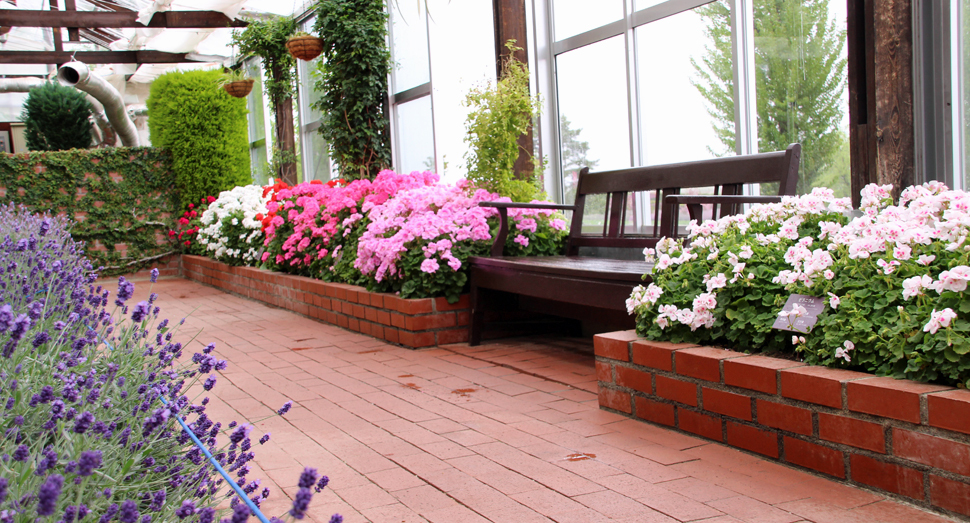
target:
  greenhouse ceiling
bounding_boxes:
[0,0,303,81]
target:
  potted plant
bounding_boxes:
[219,69,255,98]
[286,31,324,61]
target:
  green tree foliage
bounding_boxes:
[692,0,847,193]
[147,69,251,210]
[313,0,392,180]
[464,41,545,202]
[560,115,599,203]
[21,82,93,151]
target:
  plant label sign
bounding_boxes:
[772,294,825,333]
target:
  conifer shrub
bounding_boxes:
[21,82,93,151]
[147,70,251,210]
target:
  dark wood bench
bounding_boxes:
[468,143,801,345]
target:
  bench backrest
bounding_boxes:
[566,143,800,256]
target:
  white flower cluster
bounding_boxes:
[197,184,269,265]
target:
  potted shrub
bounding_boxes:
[219,69,255,98]
[286,31,324,61]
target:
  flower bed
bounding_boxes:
[629,183,970,388]
[181,255,470,348]
[595,330,970,518]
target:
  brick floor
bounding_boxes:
[126,277,958,523]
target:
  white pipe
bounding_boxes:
[0,77,45,92]
[57,62,140,147]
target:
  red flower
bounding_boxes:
[189,211,197,218]
[207,196,216,204]
[255,213,264,221]
[178,217,189,226]
[188,203,195,209]
[184,240,191,246]
[310,179,323,185]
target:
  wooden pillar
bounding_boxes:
[847,0,915,206]
[493,0,535,183]
[271,65,297,186]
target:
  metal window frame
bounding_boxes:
[387,1,436,174]
[913,0,956,188]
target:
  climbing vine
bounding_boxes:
[313,0,392,180]
[0,148,178,275]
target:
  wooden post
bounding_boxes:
[846,0,914,206]
[493,0,535,184]
[270,64,297,186]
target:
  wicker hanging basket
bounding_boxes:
[222,79,254,98]
[286,35,324,61]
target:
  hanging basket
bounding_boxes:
[286,35,324,61]
[222,79,254,98]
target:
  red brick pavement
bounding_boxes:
[122,277,957,523]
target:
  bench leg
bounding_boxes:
[469,283,485,346]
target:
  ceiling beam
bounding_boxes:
[0,10,247,29]
[0,50,215,64]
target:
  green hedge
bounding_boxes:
[147,69,251,209]
[0,147,177,275]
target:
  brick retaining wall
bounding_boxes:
[595,330,970,519]
[181,255,469,348]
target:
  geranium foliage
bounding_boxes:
[629,182,970,387]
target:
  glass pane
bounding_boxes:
[753,0,850,195]
[637,1,734,166]
[962,0,970,189]
[251,145,269,186]
[245,59,265,142]
[556,35,631,213]
[553,0,624,41]
[426,0,495,183]
[304,129,331,182]
[390,0,431,93]
[395,96,436,173]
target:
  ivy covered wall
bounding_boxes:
[0,147,177,275]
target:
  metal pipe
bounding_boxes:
[57,62,139,147]
[0,77,115,146]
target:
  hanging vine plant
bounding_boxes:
[312,0,392,180]
[232,16,300,184]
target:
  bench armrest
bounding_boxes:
[480,202,575,257]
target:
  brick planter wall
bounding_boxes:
[181,255,469,348]
[595,330,970,519]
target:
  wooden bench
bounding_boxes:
[467,144,801,345]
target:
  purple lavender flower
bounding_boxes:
[141,515,152,523]
[197,507,215,523]
[0,477,7,504]
[150,268,159,283]
[78,450,102,476]
[298,468,318,489]
[230,502,250,523]
[0,304,13,332]
[329,516,343,523]
[36,474,64,516]
[11,445,28,462]
[229,425,250,446]
[73,411,94,434]
[36,448,57,475]
[131,301,151,323]
[203,375,216,391]
[9,313,30,341]
[27,300,43,320]
[99,503,119,523]
[149,490,165,512]
[288,488,313,520]
[314,475,330,493]
[32,330,50,348]
[115,277,135,306]
[259,433,270,445]
[4,398,13,410]
[175,500,195,519]
[203,343,215,354]
[118,499,139,523]
[277,401,292,416]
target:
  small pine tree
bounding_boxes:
[22,82,93,151]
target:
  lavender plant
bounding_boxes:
[0,205,337,522]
